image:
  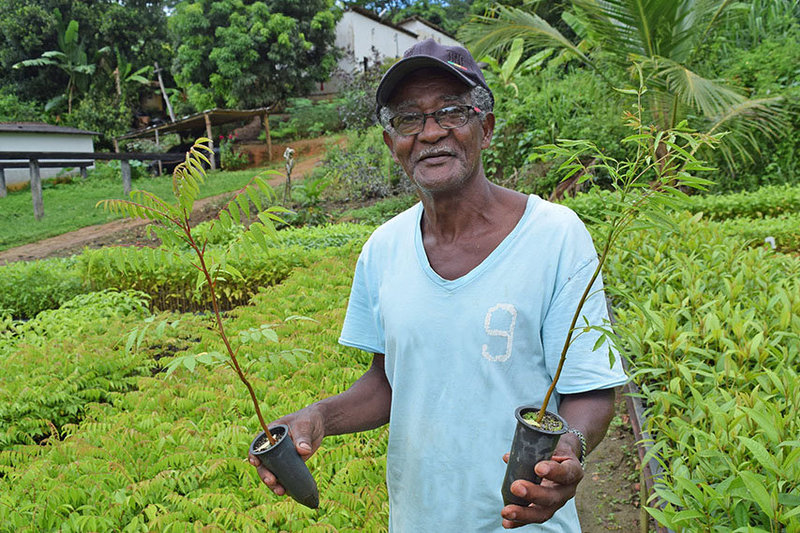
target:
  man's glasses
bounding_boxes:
[389,105,481,136]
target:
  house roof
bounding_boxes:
[348,6,418,38]
[116,107,275,140]
[397,15,456,40]
[0,122,100,136]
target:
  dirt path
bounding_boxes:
[0,137,339,264]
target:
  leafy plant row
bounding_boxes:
[564,183,800,224]
[605,212,800,531]
[0,251,390,532]
[0,223,374,319]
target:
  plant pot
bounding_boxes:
[501,405,568,507]
[249,424,319,509]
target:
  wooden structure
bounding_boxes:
[0,151,183,221]
[116,107,277,168]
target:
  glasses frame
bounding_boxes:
[388,104,482,136]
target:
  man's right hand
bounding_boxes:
[248,404,326,496]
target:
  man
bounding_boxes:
[249,39,627,531]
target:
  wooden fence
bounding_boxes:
[0,151,184,220]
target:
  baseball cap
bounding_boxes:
[375,38,494,114]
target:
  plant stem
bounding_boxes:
[535,225,614,424]
[186,220,276,445]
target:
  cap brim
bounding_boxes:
[376,56,478,109]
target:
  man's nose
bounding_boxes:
[417,115,449,143]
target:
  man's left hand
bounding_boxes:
[499,443,584,529]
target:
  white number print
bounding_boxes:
[481,303,517,362]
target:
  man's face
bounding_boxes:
[382,69,494,195]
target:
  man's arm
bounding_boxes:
[500,387,617,529]
[249,354,391,495]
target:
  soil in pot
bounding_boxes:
[501,406,568,507]
[249,424,319,509]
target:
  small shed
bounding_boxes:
[0,122,98,186]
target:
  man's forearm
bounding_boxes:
[558,388,617,458]
[315,354,392,437]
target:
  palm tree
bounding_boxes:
[460,0,788,167]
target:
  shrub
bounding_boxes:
[270,98,344,141]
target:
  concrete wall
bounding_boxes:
[0,132,95,185]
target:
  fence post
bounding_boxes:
[121,159,132,197]
[0,168,6,198]
[204,113,216,170]
[30,158,43,220]
[80,166,88,180]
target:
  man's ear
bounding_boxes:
[383,129,400,164]
[480,112,495,150]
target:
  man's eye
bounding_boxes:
[394,114,420,126]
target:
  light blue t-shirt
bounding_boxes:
[339,195,627,532]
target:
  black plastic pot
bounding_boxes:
[501,405,568,507]
[249,424,319,509]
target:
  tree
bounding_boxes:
[13,15,109,113]
[460,0,789,167]
[0,1,172,108]
[169,0,340,110]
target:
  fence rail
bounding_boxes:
[0,151,185,220]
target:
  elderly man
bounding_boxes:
[249,39,627,531]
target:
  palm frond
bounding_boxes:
[650,57,745,118]
[459,5,593,71]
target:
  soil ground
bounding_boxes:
[0,135,645,531]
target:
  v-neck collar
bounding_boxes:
[413,195,538,290]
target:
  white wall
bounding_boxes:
[0,132,95,185]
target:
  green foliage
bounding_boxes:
[0,89,43,122]
[606,213,800,530]
[564,184,800,226]
[0,253,391,531]
[0,1,170,114]
[712,214,800,254]
[320,126,410,202]
[0,257,84,319]
[169,0,339,110]
[271,98,344,141]
[63,92,131,150]
[0,289,151,448]
[338,194,418,225]
[219,134,250,171]
[485,66,630,190]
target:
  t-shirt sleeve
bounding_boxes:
[339,246,386,354]
[540,226,628,394]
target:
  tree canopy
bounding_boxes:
[170,0,339,110]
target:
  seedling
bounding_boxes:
[528,77,720,426]
[98,139,292,447]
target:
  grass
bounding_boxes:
[0,166,284,252]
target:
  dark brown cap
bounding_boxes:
[375,39,493,114]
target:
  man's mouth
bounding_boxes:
[417,149,455,164]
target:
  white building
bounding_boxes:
[0,122,97,186]
[315,7,462,95]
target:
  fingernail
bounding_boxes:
[511,483,526,497]
[298,442,312,452]
[535,463,549,476]
[249,457,257,465]
[508,512,516,520]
